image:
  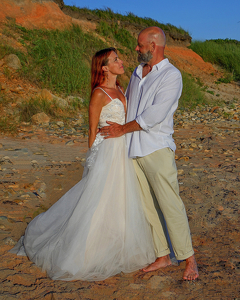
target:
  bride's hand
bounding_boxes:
[100,121,124,139]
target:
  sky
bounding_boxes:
[63,0,240,41]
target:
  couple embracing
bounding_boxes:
[11,27,199,281]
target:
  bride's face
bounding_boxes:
[103,51,124,76]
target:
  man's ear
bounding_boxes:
[102,66,108,72]
[150,42,155,53]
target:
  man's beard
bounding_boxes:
[137,50,153,63]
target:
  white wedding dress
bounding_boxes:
[10,88,156,281]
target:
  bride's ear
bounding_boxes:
[102,65,108,72]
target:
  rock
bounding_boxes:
[210,106,219,113]
[191,143,198,148]
[39,182,47,192]
[1,83,7,90]
[31,112,50,125]
[4,54,22,70]
[10,86,24,94]
[65,140,74,146]
[178,156,190,161]
[72,115,84,126]
[147,275,172,289]
[127,283,144,289]
[3,237,16,246]
[54,184,63,191]
[178,169,184,175]
[189,171,198,176]
[40,89,53,101]
[0,293,18,300]
[56,121,64,127]
[36,181,47,198]
[161,292,177,298]
[31,160,39,168]
[180,142,188,149]
[67,95,84,103]
[0,156,13,164]
[53,96,68,108]
[6,274,36,287]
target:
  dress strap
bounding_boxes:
[118,86,125,96]
[93,87,113,100]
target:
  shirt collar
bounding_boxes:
[136,58,169,78]
[152,58,169,71]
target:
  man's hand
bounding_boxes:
[100,121,125,139]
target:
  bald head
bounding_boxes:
[135,26,166,65]
[139,27,166,47]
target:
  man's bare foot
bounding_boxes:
[142,255,172,272]
[183,254,199,280]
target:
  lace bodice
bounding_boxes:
[84,98,126,172]
[98,99,125,128]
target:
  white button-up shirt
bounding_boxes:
[125,58,182,158]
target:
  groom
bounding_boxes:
[101,26,199,280]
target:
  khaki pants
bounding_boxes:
[133,147,194,260]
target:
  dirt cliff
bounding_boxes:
[0,0,72,29]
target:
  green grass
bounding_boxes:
[179,72,208,109]
[0,117,17,133]
[0,94,10,106]
[96,21,136,50]
[0,43,26,62]
[0,19,230,121]
[189,39,240,81]
[66,6,189,36]
[18,98,60,122]
[14,24,107,99]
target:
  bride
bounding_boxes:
[10,47,156,281]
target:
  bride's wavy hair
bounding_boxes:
[91,47,120,94]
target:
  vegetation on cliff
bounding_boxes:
[0,21,206,109]
[65,6,189,36]
[190,39,240,81]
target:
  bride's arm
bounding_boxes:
[88,90,105,148]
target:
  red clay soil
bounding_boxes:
[165,46,221,78]
[0,0,72,29]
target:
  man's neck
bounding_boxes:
[142,64,152,78]
[142,55,165,78]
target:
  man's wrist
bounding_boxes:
[122,124,127,135]
[122,120,142,135]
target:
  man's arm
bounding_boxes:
[101,69,182,138]
[100,120,142,139]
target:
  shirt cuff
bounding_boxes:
[136,115,150,132]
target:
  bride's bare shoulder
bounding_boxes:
[90,89,106,104]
